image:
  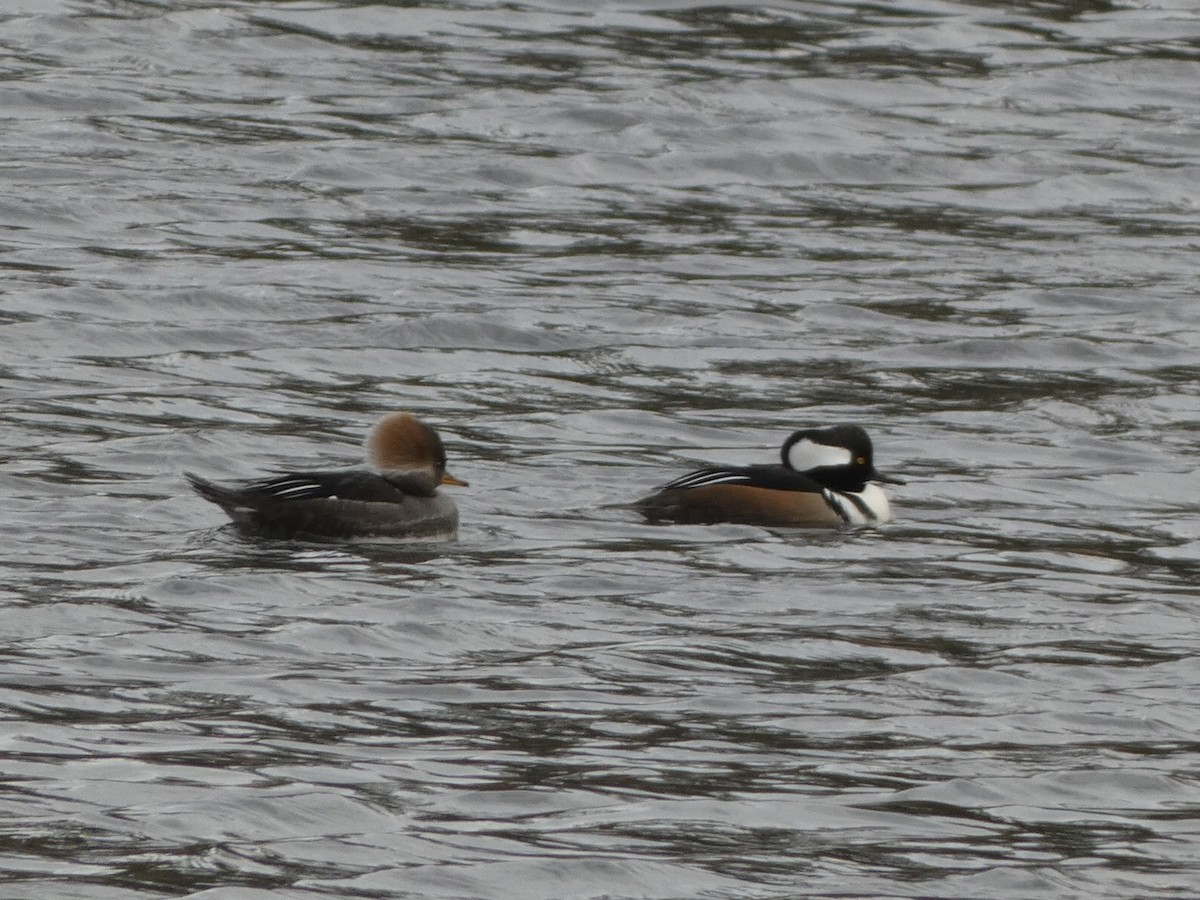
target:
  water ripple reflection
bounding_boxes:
[3,0,1200,897]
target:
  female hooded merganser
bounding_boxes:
[638,424,904,527]
[186,412,467,539]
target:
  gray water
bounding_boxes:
[3,1,1200,897]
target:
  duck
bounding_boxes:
[186,412,467,539]
[637,424,904,527]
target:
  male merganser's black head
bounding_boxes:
[780,424,905,492]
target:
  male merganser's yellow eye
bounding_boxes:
[856,456,866,465]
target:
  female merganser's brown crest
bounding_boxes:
[368,413,445,473]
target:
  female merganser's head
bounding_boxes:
[367,412,469,488]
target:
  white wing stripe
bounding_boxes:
[668,471,752,489]
[250,478,310,490]
[270,484,323,497]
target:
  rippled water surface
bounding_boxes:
[3,1,1200,897]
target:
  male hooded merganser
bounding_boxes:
[638,424,904,527]
[186,412,467,539]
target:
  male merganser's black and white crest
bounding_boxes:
[186,412,467,539]
[638,424,904,527]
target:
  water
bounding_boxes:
[3,1,1200,897]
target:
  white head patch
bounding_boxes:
[786,437,853,472]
